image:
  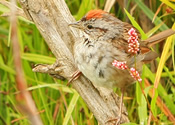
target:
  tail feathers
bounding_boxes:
[142,51,158,63]
[143,29,175,47]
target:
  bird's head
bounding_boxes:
[69,10,123,41]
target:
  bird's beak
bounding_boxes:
[68,21,83,29]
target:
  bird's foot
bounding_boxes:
[67,70,82,86]
[106,114,122,125]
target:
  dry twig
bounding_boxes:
[9,0,129,124]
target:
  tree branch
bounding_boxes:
[18,0,129,124]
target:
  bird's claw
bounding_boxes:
[67,70,82,86]
[106,115,122,125]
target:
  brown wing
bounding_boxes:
[141,29,175,62]
[143,29,175,47]
[111,22,159,63]
[111,22,150,55]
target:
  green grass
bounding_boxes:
[0,0,175,125]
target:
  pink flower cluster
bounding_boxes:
[130,68,142,82]
[112,60,128,70]
[128,28,140,54]
[112,60,142,82]
[112,28,142,82]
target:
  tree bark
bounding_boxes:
[18,0,129,124]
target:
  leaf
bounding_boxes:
[151,89,158,116]
[14,83,76,94]
[160,0,175,10]
[124,8,147,40]
[22,53,56,64]
[134,0,169,31]
[146,22,164,37]
[0,55,15,75]
[154,23,175,92]
[76,0,94,20]
[144,65,175,114]
[63,92,79,125]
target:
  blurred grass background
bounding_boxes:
[0,0,175,125]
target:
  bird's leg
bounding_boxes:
[67,70,82,86]
[106,88,125,125]
[115,88,125,125]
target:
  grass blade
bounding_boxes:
[124,8,147,40]
[134,0,169,31]
[63,92,79,125]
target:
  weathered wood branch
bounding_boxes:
[18,0,129,124]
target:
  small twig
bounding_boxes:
[0,91,10,95]
[11,110,45,124]
[104,0,115,12]
[0,0,27,18]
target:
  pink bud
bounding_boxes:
[112,60,128,70]
[130,68,142,82]
[128,28,140,54]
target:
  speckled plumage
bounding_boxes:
[69,9,175,124]
[73,10,146,89]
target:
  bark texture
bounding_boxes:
[19,0,129,124]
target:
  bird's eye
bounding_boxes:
[87,25,93,29]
